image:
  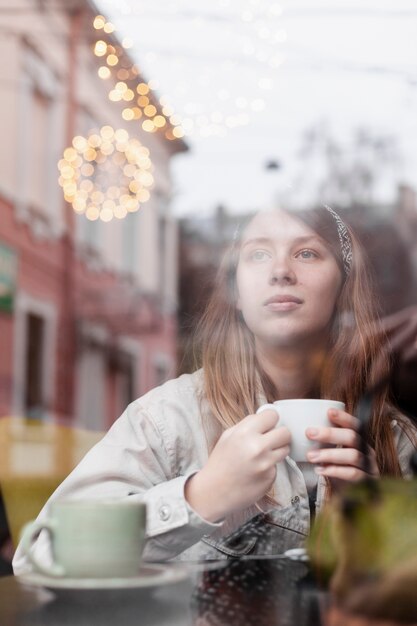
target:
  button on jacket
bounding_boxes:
[13,370,416,574]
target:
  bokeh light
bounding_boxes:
[93,14,185,141]
[94,1,287,137]
[58,128,154,221]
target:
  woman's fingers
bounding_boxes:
[305,407,379,479]
[362,308,417,375]
[307,446,364,467]
[305,409,361,446]
[307,446,378,474]
[251,408,280,433]
[388,317,417,362]
[314,464,367,482]
[306,425,360,448]
[328,408,361,430]
[379,306,417,336]
[270,445,291,464]
[263,425,291,450]
[377,306,417,363]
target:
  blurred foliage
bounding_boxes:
[308,479,417,622]
[294,121,401,210]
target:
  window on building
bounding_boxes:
[17,45,61,230]
[154,358,170,387]
[158,216,167,300]
[82,215,100,249]
[28,88,50,209]
[122,213,137,274]
[24,312,45,417]
[118,353,135,409]
[76,109,102,252]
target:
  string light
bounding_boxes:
[93,15,106,30]
[103,22,115,34]
[58,128,154,222]
[137,83,150,95]
[94,40,107,56]
[92,15,185,142]
[96,0,287,137]
[106,54,119,66]
[98,66,111,79]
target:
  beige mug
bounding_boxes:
[19,499,147,578]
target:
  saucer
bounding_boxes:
[17,564,188,601]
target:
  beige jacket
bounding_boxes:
[13,370,416,574]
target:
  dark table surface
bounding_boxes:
[0,558,329,626]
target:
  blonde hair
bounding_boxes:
[194,208,409,477]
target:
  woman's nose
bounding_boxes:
[269,258,297,285]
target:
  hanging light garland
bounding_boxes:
[58,127,154,222]
[92,14,185,141]
[95,0,286,138]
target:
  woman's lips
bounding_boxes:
[264,295,303,312]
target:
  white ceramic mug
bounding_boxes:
[257,399,346,462]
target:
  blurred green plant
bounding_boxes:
[308,478,417,622]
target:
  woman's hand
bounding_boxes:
[379,306,417,364]
[305,408,379,487]
[185,409,291,523]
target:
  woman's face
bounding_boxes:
[236,210,343,349]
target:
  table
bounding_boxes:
[0,558,328,626]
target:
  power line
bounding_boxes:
[102,6,417,22]
[2,3,417,18]
[102,41,417,84]
[283,6,417,18]
[0,26,414,86]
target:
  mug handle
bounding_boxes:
[19,520,65,577]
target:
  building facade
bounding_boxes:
[0,0,187,428]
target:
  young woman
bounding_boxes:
[13,206,416,573]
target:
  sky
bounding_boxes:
[98,0,417,216]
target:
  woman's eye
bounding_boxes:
[249,250,271,262]
[296,249,318,260]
